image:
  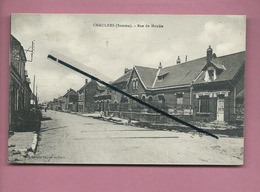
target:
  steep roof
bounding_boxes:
[153,57,207,89]
[194,51,245,84]
[112,69,133,85]
[10,34,27,63]
[110,50,245,91]
[134,65,159,88]
[78,80,105,93]
[63,89,78,97]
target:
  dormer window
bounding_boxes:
[208,69,214,81]
[204,66,216,82]
[158,76,164,82]
[157,72,169,82]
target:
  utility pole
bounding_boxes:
[25,40,35,62]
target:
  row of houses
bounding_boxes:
[95,46,245,124]
[49,46,245,125]
[9,35,38,130]
[48,79,106,113]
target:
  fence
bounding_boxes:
[108,101,193,123]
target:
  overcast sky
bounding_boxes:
[11,14,246,102]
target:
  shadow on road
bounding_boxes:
[80,129,156,133]
[41,116,52,121]
[41,126,68,132]
[111,136,179,139]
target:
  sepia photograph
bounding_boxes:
[8,14,246,165]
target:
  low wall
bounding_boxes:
[108,111,193,125]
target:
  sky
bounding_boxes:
[11,14,246,103]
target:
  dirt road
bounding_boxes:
[26,110,243,165]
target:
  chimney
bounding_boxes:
[185,55,187,62]
[207,45,213,62]
[85,79,88,84]
[124,68,130,74]
[176,56,181,64]
[158,62,162,69]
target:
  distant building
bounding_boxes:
[77,79,105,113]
[94,69,132,115]
[63,89,78,112]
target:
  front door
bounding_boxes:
[217,97,225,121]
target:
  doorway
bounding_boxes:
[217,96,225,121]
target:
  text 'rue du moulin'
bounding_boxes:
[93,23,164,28]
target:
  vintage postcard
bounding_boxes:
[8,14,245,165]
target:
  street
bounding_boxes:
[26,110,243,165]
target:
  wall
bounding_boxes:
[84,81,98,113]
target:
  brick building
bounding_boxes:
[63,89,78,112]
[9,35,33,130]
[96,46,245,124]
[78,79,105,113]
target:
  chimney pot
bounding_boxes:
[124,68,130,74]
[207,45,213,62]
[158,62,162,69]
[176,56,181,64]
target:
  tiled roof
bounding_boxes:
[78,80,105,93]
[98,84,106,91]
[134,66,159,88]
[153,57,207,89]
[194,51,245,84]
[112,69,133,85]
[94,89,111,100]
[111,50,245,91]
[63,89,78,97]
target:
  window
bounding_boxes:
[208,69,214,81]
[157,72,169,82]
[205,66,216,82]
[158,95,165,102]
[141,95,146,102]
[176,93,183,105]
[158,76,164,82]
[199,96,210,113]
[132,79,139,90]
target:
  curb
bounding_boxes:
[31,132,39,153]
[8,132,39,162]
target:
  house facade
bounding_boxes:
[9,35,33,130]
[94,68,133,116]
[78,79,105,113]
[192,48,245,123]
[95,46,245,124]
[63,89,78,112]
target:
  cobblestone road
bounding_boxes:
[25,110,243,165]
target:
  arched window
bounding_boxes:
[135,80,139,89]
[141,95,146,102]
[132,78,139,90]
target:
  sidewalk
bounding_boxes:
[8,131,38,163]
[78,112,139,125]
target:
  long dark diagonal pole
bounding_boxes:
[47,54,218,139]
